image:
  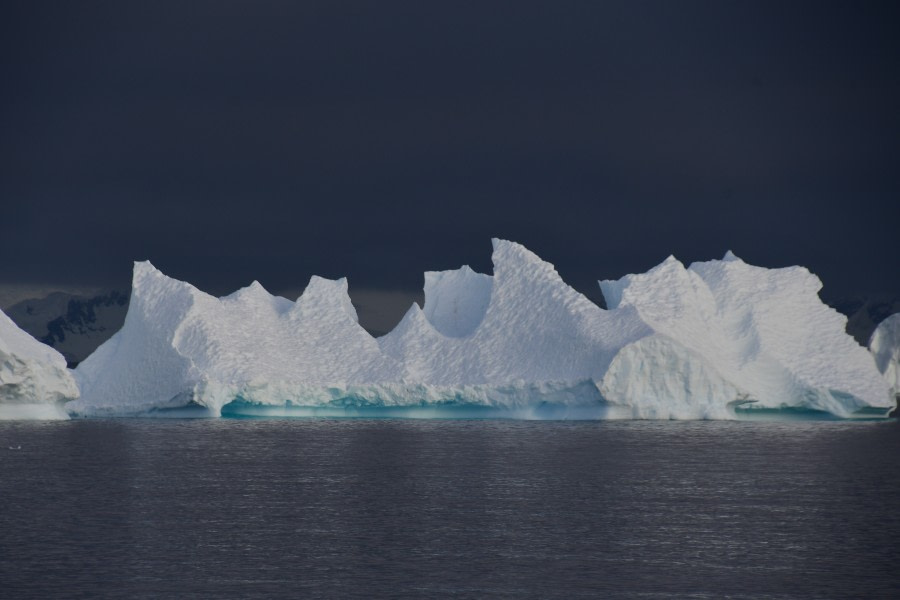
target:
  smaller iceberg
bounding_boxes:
[869,314,900,404]
[0,308,78,419]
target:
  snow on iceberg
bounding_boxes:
[869,314,900,402]
[69,239,893,419]
[1,307,78,419]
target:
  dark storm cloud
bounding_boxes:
[1,1,898,307]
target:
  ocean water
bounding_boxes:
[1,418,898,599]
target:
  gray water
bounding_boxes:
[1,418,898,599]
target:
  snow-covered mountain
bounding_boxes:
[5,291,129,367]
[67,239,893,419]
[831,294,900,346]
[0,307,79,419]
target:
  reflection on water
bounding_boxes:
[1,418,898,598]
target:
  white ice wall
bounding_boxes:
[66,240,893,419]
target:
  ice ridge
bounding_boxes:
[60,240,894,420]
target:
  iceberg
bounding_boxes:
[67,239,893,419]
[1,307,78,419]
[869,314,900,403]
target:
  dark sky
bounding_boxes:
[2,1,898,310]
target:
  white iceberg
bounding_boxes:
[1,307,78,419]
[869,313,900,402]
[68,239,893,419]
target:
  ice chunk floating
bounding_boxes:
[66,239,892,419]
[869,314,900,403]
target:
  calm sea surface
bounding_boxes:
[1,418,899,599]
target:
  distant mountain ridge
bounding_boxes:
[829,294,900,345]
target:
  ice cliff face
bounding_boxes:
[0,308,78,419]
[68,239,893,419]
[869,314,900,401]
